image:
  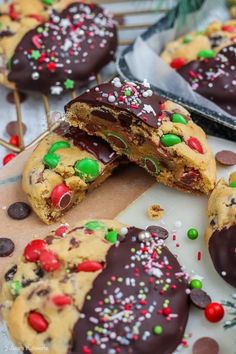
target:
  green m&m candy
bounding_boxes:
[43,153,60,169]
[10,280,22,296]
[229,181,236,188]
[172,113,187,125]
[75,158,99,182]
[85,220,105,231]
[183,35,192,44]
[190,278,202,289]
[160,134,182,147]
[48,141,70,154]
[187,228,199,240]
[42,0,54,5]
[198,49,216,59]
[105,230,118,244]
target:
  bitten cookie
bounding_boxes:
[0,219,190,354]
[161,20,236,68]
[0,2,117,93]
[65,78,216,194]
[22,124,119,224]
[205,172,236,287]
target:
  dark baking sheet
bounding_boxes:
[117,2,236,141]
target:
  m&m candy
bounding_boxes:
[51,184,72,209]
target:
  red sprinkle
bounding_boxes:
[28,14,45,23]
[77,261,103,272]
[39,249,61,272]
[24,239,47,262]
[163,307,172,316]
[47,62,56,71]
[28,311,48,333]
[51,294,72,307]
[55,225,68,237]
[170,57,186,69]
[197,251,202,261]
[3,153,16,165]
[83,346,92,354]
[187,137,204,154]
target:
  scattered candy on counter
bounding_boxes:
[3,153,16,165]
[192,337,219,354]
[7,201,31,220]
[204,302,225,323]
[215,150,236,166]
[0,238,15,257]
[187,228,199,240]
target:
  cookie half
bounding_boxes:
[3,2,117,94]
[65,78,216,194]
[205,172,236,288]
[0,219,190,354]
[22,124,119,224]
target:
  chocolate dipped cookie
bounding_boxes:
[161,20,236,68]
[205,172,236,288]
[0,2,117,93]
[22,125,119,224]
[65,78,216,194]
[0,219,190,354]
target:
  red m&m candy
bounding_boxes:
[204,302,224,323]
[51,184,72,209]
[51,294,72,307]
[39,249,60,272]
[222,25,236,32]
[170,57,186,70]
[187,137,204,154]
[24,239,47,262]
[28,311,48,333]
[77,261,103,272]
[9,135,20,147]
[3,153,16,165]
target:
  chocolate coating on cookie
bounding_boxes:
[69,227,189,354]
[66,78,169,128]
[208,224,236,287]
[178,44,236,115]
[62,125,117,165]
[8,3,117,95]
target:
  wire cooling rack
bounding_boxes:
[0,0,172,160]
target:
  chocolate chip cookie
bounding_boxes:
[22,125,119,224]
[65,78,216,194]
[205,172,236,287]
[0,219,190,354]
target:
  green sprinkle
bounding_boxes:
[160,134,182,147]
[153,325,163,335]
[43,153,60,169]
[10,280,22,296]
[190,279,202,289]
[131,248,136,253]
[75,158,100,182]
[183,35,192,44]
[198,49,216,59]
[85,220,105,231]
[187,228,199,240]
[37,27,44,33]
[31,50,41,60]
[229,181,236,188]
[172,113,187,125]
[49,141,70,154]
[124,88,132,96]
[105,230,118,244]
[64,79,75,90]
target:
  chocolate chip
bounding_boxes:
[7,202,31,220]
[0,238,15,257]
[190,289,211,309]
[192,337,219,354]
[215,150,236,166]
[4,264,17,281]
[146,226,169,239]
[7,91,27,104]
[6,121,27,136]
[92,108,116,122]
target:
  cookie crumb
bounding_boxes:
[147,204,165,220]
